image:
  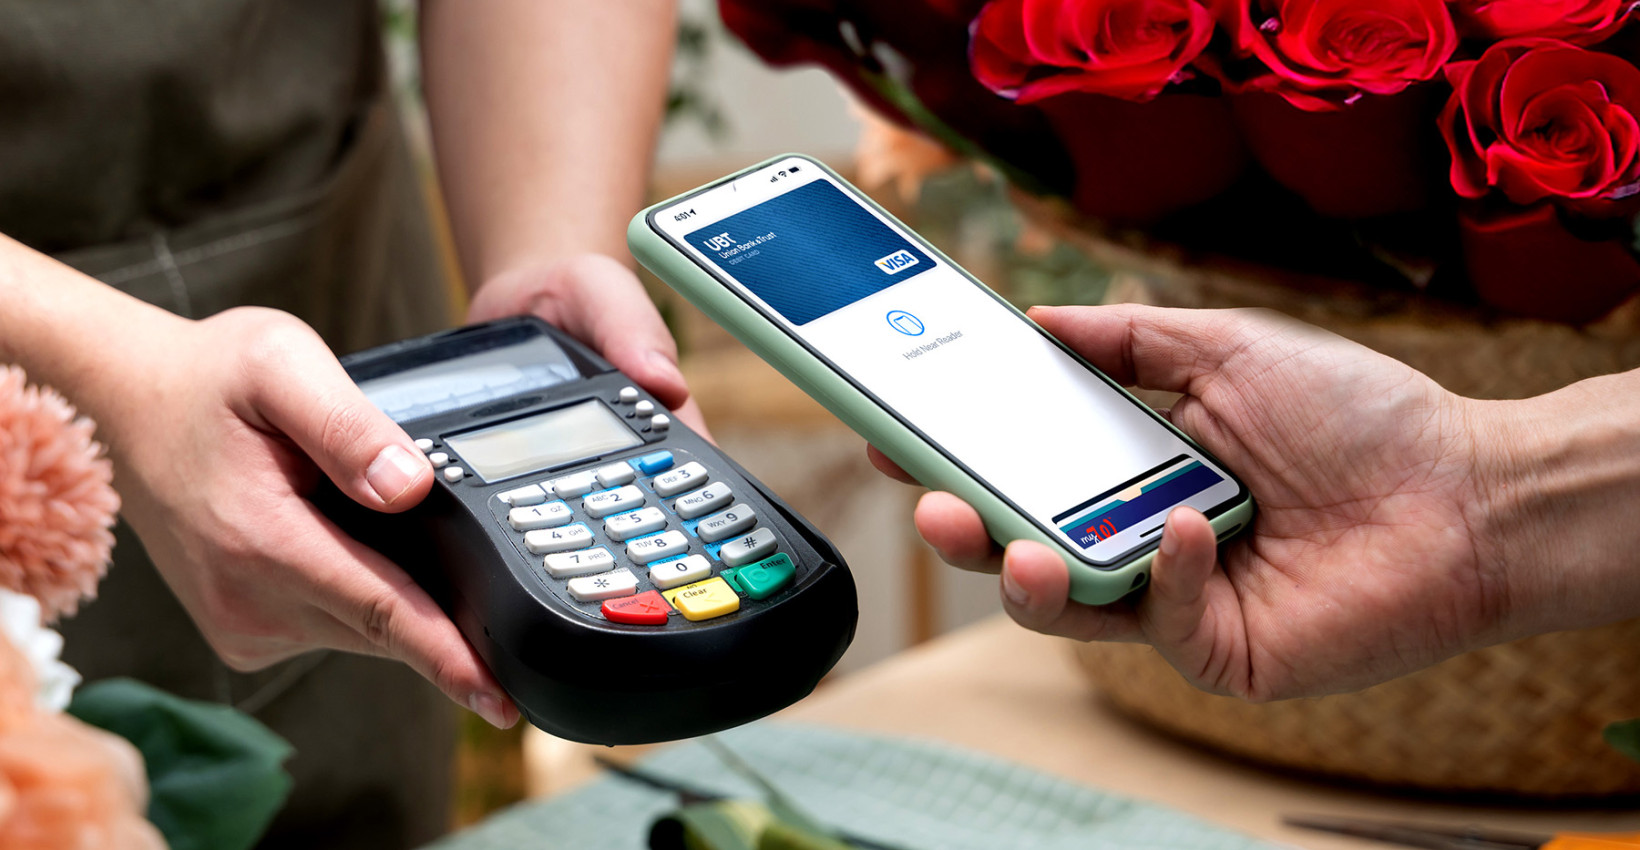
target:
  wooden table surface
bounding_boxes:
[762,616,1640,849]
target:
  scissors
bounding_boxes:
[1285,814,1640,850]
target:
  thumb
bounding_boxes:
[245,323,433,512]
[1028,304,1278,395]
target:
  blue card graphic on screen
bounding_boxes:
[686,180,934,325]
[1055,458,1225,551]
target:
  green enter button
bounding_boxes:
[726,553,795,600]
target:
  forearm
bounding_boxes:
[419,0,676,288]
[0,234,185,431]
[1468,371,1640,638]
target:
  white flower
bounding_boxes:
[0,588,81,713]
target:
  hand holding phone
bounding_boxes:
[628,155,1254,605]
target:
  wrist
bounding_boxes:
[1464,376,1640,640]
[0,237,186,426]
[466,253,628,323]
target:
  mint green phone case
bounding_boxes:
[628,155,1255,605]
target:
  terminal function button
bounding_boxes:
[549,471,600,499]
[649,415,670,432]
[525,523,593,555]
[634,400,655,418]
[662,577,741,622]
[497,483,546,506]
[626,530,689,564]
[414,438,435,453]
[674,482,732,519]
[634,451,674,475]
[508,501,573,531]
[567,568,639,602]
[604,507,666,542]
[428,452,450,468]
[442,466,466,483]
[583,485,644,519]
[601,591,671,625]
[649,554,711,590]
[697,504,757,543]
[617,386,640,404]
[726,553,796,600]
[719,528,778,567]
[544,546,615,578]
[653,461,707,497]
[594,461,636,488]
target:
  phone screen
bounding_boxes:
[652,158,1244,567]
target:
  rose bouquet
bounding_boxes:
[720,0,1640,323]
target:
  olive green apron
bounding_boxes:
[4,3,458,848]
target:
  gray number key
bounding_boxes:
[582,485,644,519]
[604,507,666,542]
[653,462,707,497]
[626,530,689,565]
[508,501,572,531]
[674,482,732,519]
[697,504,757,543]
[543,546,615,579]
[719,527,777,567]
[525,523,593,555]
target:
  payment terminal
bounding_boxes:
[317,317,857,745]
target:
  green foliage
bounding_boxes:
[1606,718,1640,763]
[642,738,911,850]
[668,15,729,138]
[68,678,294,850]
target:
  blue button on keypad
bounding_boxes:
[635,451,675,475]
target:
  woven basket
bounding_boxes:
[1040,213,1640,797]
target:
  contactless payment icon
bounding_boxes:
[886,311,925,336]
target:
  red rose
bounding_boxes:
[1037,93,1247,223]
[970,0,1217,102]
[1442,39,1640,215]
[1450,0,1636,45]
[1232,88,1436,217]
[1460,202,1640,322]
[1221,0,1458,111]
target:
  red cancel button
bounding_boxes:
[601,591,672,625]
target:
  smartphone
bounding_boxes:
[628,155,1254,605]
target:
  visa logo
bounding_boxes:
[874,250,919,274]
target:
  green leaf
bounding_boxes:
[758,819,860,850]
[1605,718,1640,763]
[68,678,293,850]
[855,64,1055,198]
[701,738,833,839]
[651,799,770,850]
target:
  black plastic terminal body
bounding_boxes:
[316,317,857,745]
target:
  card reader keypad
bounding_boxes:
[483,447,800,624]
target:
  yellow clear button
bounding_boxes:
[661,576,741,622]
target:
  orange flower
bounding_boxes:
[0,631,35,734]
[0,712,166,849]
[0,365,119,621]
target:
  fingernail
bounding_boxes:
[647,350,684,382]
[1159,513,1180,558]
[469,692,513,730]
[1001,567,1029,607]
[366,445,426,505]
